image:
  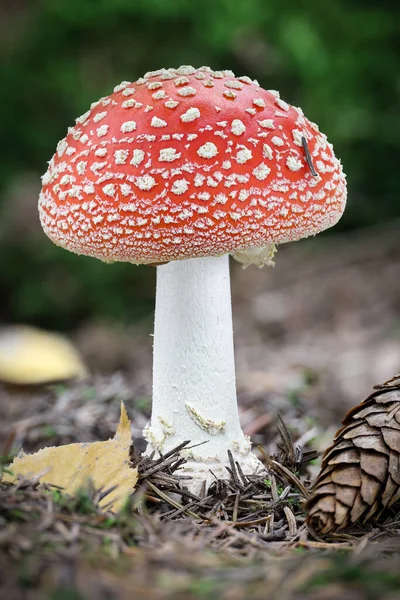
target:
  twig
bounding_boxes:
[284,506,297,536]
[258,447,310,499]
[145,481,200,519]
[232,491,240,523]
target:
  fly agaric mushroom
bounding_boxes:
[39,66,347,491]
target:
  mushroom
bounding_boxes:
[38,66,347,491]
[0,325,87,385]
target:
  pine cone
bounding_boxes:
[306,374,400,534]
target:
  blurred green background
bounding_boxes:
[0,0,399,330]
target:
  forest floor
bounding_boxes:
[1,223,400,599]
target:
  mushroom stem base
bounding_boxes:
[177,450,266,496]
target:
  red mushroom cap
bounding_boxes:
[39,66,347,264]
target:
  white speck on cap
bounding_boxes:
[235,147,252,164]
[271,136,284,146]
[103,184,116,197]
[60,175,72,185]
[41,172,52,185]
[174,76,190,86]
[231,119,246,135]
[77,161,87,175]
[177,65,197,75]
[223,90,237,99]
[165,100,180,109]
[152,90,167,100]
[147,82,163,90]
[180,107,200,122]
[57,139,68,157]
[171,179,189,195]
[151,116,168,127]
[178,209,193,220]
[122,99,136,108]
[194,174,205,186]
[121,121,137,133]
[292,129,304,146]
[84,183,95,194]
[253,98,266,108]
[215,193,228,204]
[93,111,107,123]
[286,155,303,171]
[258,119,275,129]
[238,75,252,84]
[114,149,129,164]
[135,175,156,190]
[263,144,273,159]
[120,184,132,196]
[113,81,130,93]
[95,148,108,157]
[253,163,271,180]
[76,110,91,124]
[197,142,218,159]
[107,214,120,222]
[225,80,244,90]
[177,87,197,97]
[198,192,210,201]
[96,125,109,137]
[309,121,320,132]
[91,161,107,173]
[159,148,181,162]
[276,98,290,111]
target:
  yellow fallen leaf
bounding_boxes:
[2,403,137,511]
[0,325,88,385]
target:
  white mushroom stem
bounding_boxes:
[144,254,265,491]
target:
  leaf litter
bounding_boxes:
[1,379,400,598]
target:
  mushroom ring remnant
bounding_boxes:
[39,66,347,491]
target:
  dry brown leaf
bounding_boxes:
[0,325,87,384]
[2,403,137,511]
